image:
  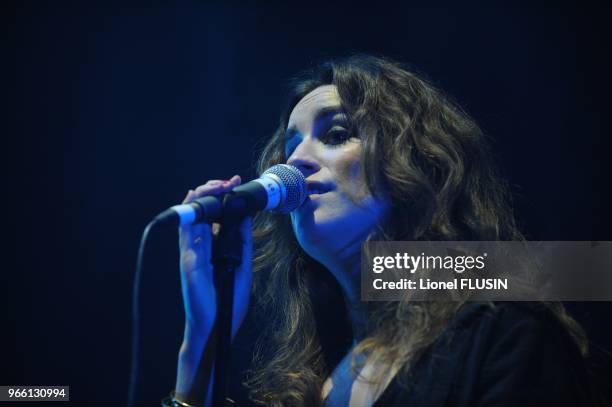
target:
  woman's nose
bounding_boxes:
[286,140,321,178]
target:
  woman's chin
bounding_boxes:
[293,217,336,254]
[295,223,329,248]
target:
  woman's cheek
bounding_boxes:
[335,146,371,203]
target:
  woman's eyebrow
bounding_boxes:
[285,105,346,138]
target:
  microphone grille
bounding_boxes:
[262,164,307,213]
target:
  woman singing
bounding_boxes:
[164,55,594,406]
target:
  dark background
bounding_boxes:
[5,1,612,406]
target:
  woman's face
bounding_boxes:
[285,85,388,265]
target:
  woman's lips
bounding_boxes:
[306,181,333,196]
[298,182,333,209]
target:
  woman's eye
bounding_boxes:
[284,135,300,158]
[320,127,352,146]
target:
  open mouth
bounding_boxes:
[306,181,333,196]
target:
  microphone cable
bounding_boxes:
[127,218,159,407]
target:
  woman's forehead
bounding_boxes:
[288,85,342,129]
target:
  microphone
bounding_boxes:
[154,164,307,225]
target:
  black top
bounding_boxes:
[373,302,596,407]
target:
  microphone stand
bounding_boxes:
[210,212,243,406]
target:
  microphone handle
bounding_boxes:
[155,177,278,225]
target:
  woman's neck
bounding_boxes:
[323,251,369,342]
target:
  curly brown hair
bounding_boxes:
[244,55,586,406]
